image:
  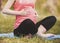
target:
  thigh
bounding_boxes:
[36,16,57,31]
[14,19,37,36]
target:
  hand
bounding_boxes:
[26,7,38,17]
[19,9,27,15]
[24,7,36,14]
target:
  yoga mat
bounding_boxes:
[46,35,60,40]
[0,32,18,38]
[0,33,60,40]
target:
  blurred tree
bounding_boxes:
[41,0,57,16]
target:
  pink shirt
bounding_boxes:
[13,0,37,29]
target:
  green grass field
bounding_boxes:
[0,0,60,43]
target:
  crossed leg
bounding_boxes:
[36,16,57,38]
[14,16,57,38]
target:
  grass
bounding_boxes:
[0,13,60,43]
[0,14,15,33]
[0,0,60,43]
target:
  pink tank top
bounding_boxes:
[13,0,37,29]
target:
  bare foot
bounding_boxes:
[40,34,55,38]
[24,34,32,39]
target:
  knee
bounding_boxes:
[24,19,33,23]
[50,16,57,23]
[23,19,35,25]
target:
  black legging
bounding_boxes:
[14,16,57,37]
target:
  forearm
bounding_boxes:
[2,9,26,15]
